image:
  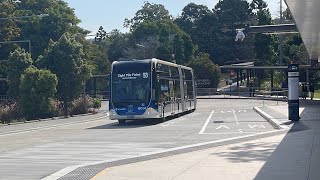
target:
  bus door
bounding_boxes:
[169,80,175,115]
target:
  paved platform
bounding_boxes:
[91,99,320,180]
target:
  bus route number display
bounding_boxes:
[118,72,149,80]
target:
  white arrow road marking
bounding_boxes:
[249,125,258,129]
[199,110,214,134]
[216,125,230,130]
[248,124,266,129]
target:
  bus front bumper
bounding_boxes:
[109,108,159,120]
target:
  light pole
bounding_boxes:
[279,0,284,82]
[0,14,49,21]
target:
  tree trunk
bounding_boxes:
[64,101,69,118]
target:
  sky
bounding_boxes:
[64,0,284,34]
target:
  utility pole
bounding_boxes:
[279,0,284,82]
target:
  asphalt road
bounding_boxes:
[0,99,285,180]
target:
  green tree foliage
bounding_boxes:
[0,0,21,63]
[19,67,58,119]
[94,26,107,43]
[16,0,87,59]
[124,1,171,31]
[130,20,194,64]
[0,0,20,42]
[175,3,219,60]
[105,29,130,62]
[37,33,91,116]
[250,0,277,66]
[214,0,255,65]
[283,34,308,64]
[188,53,221,88]
[7,47,32,97]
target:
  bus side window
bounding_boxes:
[157,63,170,103]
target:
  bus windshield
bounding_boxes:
[111,61,151,107]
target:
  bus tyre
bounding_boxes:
[118,119,126,125]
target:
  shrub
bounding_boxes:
[93,98,101,109]
[0,102,23,124]
[69,96,94,115]
[20,67,58,120]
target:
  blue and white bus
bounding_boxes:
[109,58,196,124]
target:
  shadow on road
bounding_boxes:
[88,117,177,129]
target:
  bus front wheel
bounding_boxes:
[118,119,126,125]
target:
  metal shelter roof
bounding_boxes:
[285,0,320,61]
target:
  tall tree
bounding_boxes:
[16,0,87,59]
[37,33,91,117]
[94,26,107,43]
[7,47,33,97]
[188,53,221,88]
[124,1,171,31]
[214,0,254,65]
[129,20,194,64]
[175,3,219,62]
[0,0,21,64]
[105,29,130,62]
[250,0,277,66]
[0,0,20,41]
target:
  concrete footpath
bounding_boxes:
[92,100,320,180]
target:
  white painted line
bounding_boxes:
[0,114,109,137]
[233,109,240,125]
[239,110,247,113]
[216,125,230,130]
[161,121,175,127]
[43,129,286,180]
[199,110,214,134]
[203,132,252,135]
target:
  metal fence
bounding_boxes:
[0,95,14,102]
[196,87,288,105]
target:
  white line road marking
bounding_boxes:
[203,132,252,135]
[216,125,230,130]
[220,111,225,113]
[239,110,247,113]
[0,114,109,137]
[233,109,240,125]
[161,121,175,127]
[199,110,214,134]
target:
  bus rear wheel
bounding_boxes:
[118,119,126,125]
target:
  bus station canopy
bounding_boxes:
[285,0,320,61]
